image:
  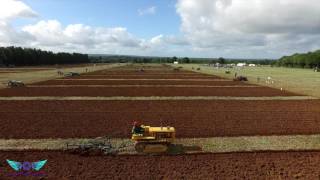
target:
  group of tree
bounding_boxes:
[276,50,320,68]
[90,54,277,65]
[0,46,290,67]
[0,46,89,66]
[90,55,187,64]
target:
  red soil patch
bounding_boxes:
[0,86,297,97]
[0,71,24,73]
[86,70,196,75]
[0,150,319,179]
[65,74,221,79]
[0,100,319,138]
[0,69,53,73]
[33,80,252,86]
[0,68,53,71]
[34,79,247,86]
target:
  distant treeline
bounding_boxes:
[7,46,319,68]
[276,50,320,68]
[90,55,274,65]
[0,46,89,66]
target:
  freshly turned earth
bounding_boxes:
[0,100,319,138]
[33,79,248,85]
[0,65,299,97]
[0,64,317,179]
[63,74,222,79]
[0,150,319,179]
[0,86,298,97]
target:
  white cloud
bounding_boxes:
[23,20,65,46]
[19,20,187,55]
[176,0,320,58]
[0,0,37,21]
[4,0,320,58]
[0,1,186,56]
[150,34,189,46]
[22,20,146,51]
[138,6,156,16]
[0,0,37,46]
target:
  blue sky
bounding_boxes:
[20,0,180,39]
[1,0,320,58]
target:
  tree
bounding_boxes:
[0,46,89,66]
[172,56,178,62]
[218,57,225,64]
[277,49,320,69]
[0,50,7,65]
[182,57,190,63]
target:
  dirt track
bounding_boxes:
[34,79,248,85]
[64,75,221,79]
[0,100,320,138]
[0,86,298,97]
[0,150,319,179]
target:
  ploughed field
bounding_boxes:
[0,86,297,97]
[63,74,223,79]
[0,66,298,97]
[1,100,320,138]
[33,79,249,86]
[0,150,319,179]
[1,64,320,179]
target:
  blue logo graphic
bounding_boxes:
[6,159,47,177]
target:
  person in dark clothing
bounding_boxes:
[132,121,144,134]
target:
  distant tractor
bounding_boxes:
[131,121,176,153]
[7,80,25,87]
[233,76,248,81]
[64,72,80,77]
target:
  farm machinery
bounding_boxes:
[64,72,80,77]
[66,136,130,156]
[7,80,25,87]
[131,122,176,153]
[233,76,248,81]
[66,122,200,155]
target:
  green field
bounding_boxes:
[176,64,320,98]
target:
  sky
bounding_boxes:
[1,0,320,59]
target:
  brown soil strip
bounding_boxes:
[27,85,260,88]
[33,80,249,86]
[0,100,319,139]
[55,78,232,81]
[0,87,298,97]
[0,71,24,73]
[84,73,208,76]
[0,96,313,101]
[88,72,199,75]
[81,74,215,79]
[0,150,318,179]
[73,75,221,79]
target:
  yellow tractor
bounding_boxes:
[131,125,176,153]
